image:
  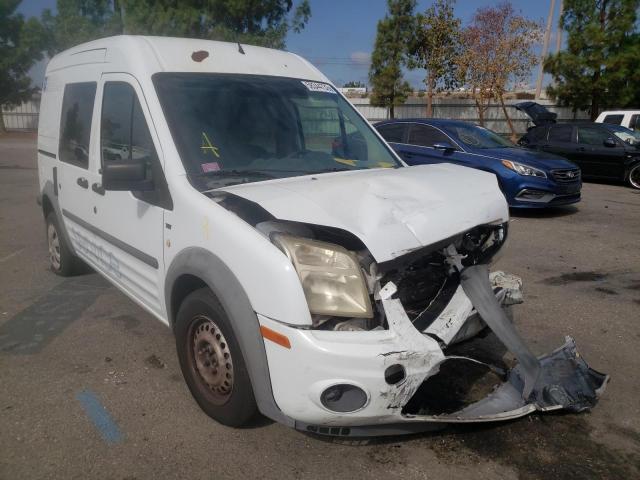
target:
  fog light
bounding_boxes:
[384,364,406,385]
[320,384,368,412]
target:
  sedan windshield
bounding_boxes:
[449,123,514,149]
[603,124,640,145]
[153,74,401,189]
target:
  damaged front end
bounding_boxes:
[210,189,608,437]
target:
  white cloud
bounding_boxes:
[350,51,372,65]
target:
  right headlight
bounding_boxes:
[501,160,547,178]
[272,234,373,318]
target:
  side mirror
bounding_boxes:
[102,160,153,191]
[603,138,617,148]
[433,142,455,152]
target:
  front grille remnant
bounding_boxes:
[551,168,581,183]
[381,251,451,321]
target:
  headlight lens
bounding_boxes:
[273,234,373,318]
[501,160,547,178]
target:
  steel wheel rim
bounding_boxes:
[189,315,233,404]
[630,166,640,189]
[47,223,61,270]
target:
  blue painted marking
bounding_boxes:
[76,390,123,444]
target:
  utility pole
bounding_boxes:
[555,0,564,53]
[535,0,556,99]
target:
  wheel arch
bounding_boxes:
[165,247,294,427]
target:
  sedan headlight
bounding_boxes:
[273,234,373,318]
[501,160,547,178]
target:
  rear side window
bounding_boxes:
[377,123,406,143]
[408,124,451,147]
[629,114,639,132]
[59,82,97,168]
[602,114,623,125]
[528,127,547,142]
[548,125,573,143]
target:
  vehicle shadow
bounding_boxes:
[509,205,579,219]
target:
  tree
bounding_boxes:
[457,2,541,138]
[42,0,311,54]
[544,0,640,120]
[0,0,47,132]
[408,0,461,117]
[369,0,416,119]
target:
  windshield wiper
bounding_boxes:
[307,167,357,174]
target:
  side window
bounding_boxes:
[629,114,639,132]
[548,125,573,143]
[529,127,547,142]
[408,124,451,147]
[602,114,623,125]
[59,82,97,168]
[101,81,172,209]
[376,124,406,143]
[577,127,614,146]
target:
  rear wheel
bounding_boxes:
[175,288,258,426]
[628,164,640,189]
[45,212,81,276]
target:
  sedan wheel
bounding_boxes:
[629,164,640,189]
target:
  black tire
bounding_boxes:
[175,288,258,427]
[628,164,640,189]
[45,212,81,276]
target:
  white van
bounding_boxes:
[37,36,606,437]
[595,110,640,132]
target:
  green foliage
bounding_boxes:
[544,0,640,119]
[369,0,416,118]
[42,0,311,53]
[0,0,47,121]
[408,0,461,115]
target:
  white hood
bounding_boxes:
[220,164,509,262]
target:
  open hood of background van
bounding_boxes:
[219,164,509,262]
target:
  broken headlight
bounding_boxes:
[273,234,373,318]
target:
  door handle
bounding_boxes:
[577,147,586,152]
[92,182,105,195]
[76,177,89,189]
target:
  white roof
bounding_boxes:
[46,35,327,82]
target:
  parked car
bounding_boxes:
[375,119,582,208]
[515,102,640,189]
[595,110,640,132]
[36,36,606,437]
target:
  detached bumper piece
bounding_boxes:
[404,264,608,423]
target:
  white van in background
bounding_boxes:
[36,35,606,437]
[595,110,640,131]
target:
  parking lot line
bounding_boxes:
[76,390,123,444]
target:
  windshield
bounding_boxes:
[603,124,640,145]
[153,73,401,189]
[449,123,514,149]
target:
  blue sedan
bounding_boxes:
[375,119,582,208]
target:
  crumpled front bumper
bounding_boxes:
[259,266,608,437]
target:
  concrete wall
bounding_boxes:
[350,97,591,135]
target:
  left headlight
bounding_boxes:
[501,160,547,178]
[273,234,373,318]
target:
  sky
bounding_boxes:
[18,0,562,89]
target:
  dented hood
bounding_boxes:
[219,164,509,262]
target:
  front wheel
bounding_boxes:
[175,288,258,427]
[628,164,640,189]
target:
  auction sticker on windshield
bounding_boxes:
[301,81,336,94]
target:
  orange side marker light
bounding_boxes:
[260,325,291,349]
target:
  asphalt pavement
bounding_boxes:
[1,133,639,479]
